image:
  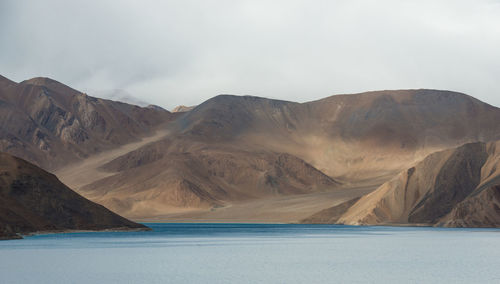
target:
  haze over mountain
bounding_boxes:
[0,152,147,240]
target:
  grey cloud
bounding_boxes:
[1,0,499,110]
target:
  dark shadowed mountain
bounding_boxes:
[0,152,147,240]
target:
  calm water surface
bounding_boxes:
[0,223,499,283]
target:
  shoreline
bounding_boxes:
[1,226,151,241]
[4,222,499,241]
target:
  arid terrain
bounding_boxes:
[2,74,500,227]
[302,141,500,227]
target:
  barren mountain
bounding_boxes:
[79,145,340,219]
[177,91,500,181]
[303,141,500,227]
[4,73,500,225]
[0,75,174,170]
[0,152,147,240]
[59,90,500,220]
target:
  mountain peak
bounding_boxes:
[0,74,18,87]
[21,76,62,86]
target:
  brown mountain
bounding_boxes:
[177,91,500,181]
[0,75,174,170]
[80,146,340,219]
[3,74,500,224]
[57,90,500,221]
[0,152,147,240]
[303,141,500,227]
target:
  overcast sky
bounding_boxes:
[1,0,499,109]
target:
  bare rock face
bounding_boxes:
[0,75,173,170]
[305,141,500,227]
[0,152,147,240]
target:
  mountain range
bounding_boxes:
[1,74,500,228]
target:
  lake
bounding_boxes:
[0,223,499,283]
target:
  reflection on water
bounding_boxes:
[1,223,499,283]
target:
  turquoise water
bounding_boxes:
[0,223,499,283]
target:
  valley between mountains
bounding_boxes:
[2,73,500,236]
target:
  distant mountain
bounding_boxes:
[178,91,500,180]
[0,152,147,240]
[0,75,174,170]
[81,147,340,219]
[303,141,500,227]
[172,105,196,112]
[66,90,500,221]
[3,73,500,225]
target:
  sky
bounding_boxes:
[1,0,499,110]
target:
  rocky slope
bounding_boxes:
[0,152,147,240]
[0,75,173,170]
[302,141,500,227]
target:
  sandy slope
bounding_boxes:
[56,127,372,223]
[56,129,170,190]
[133,186,375,223]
